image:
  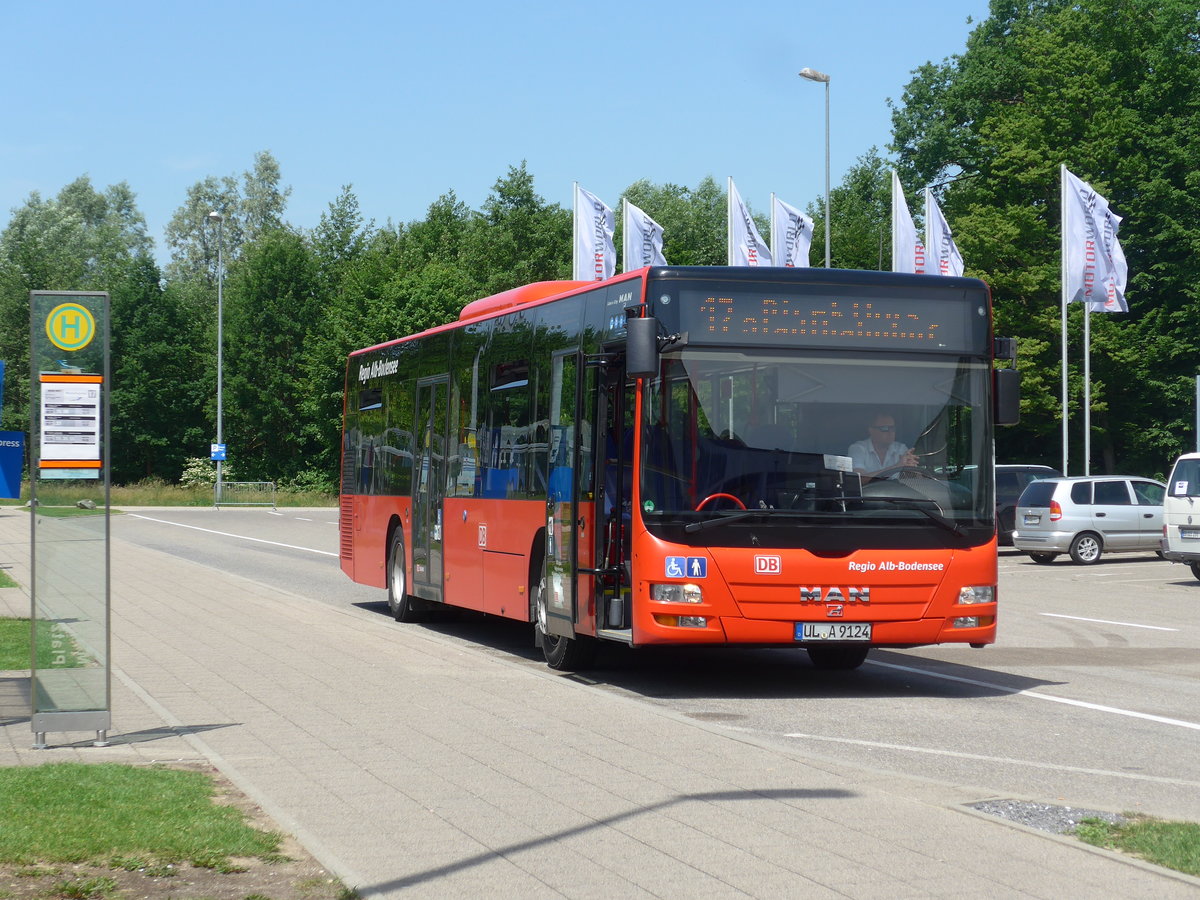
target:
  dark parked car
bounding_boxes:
[996,464,1061,545]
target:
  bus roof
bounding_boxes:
[349,266,989,358]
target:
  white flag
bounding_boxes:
[770,196,813,268]
[924,190,964,277]
[572,184,615,281]
[1063,168,1128,312]
[891,170,928,274]
[728,178,772,267]
[622,199,667,271]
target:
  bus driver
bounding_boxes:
[848,411,918,480]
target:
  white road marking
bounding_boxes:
[868,660,1200,732]
[782,732,1200,787]
[268,511,284,517]
[295,517,312,521]
[1039,612,1177,631]
[129,514,338,557]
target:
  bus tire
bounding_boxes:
[806,645,869,670]
[1190,562,1200,581]
[533,559,597,670]
[387,529,424,623]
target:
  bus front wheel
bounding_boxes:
[533,560,597,670]
[388,530,424,623]
[806,645,870,670]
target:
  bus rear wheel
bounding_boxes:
[806,645,870,670]
[533,560,597,670]
[388,530,424,623]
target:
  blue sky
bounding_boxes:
[3,0,991,265]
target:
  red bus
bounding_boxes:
[340,266,1020,670]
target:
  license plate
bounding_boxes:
[1182,529,1200,540]
[796,622,872,642]
[1023,514,1040,525]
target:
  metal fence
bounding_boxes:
[214,481,276,508]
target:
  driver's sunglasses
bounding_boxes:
[871,425,895,432]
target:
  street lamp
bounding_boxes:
[798,67,831,268]
[206,210,224,502]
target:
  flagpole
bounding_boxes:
[1060,164,1070,477]
[890,172,898,272]
[620,198,628,273]
[571,182,580,281]
[1084,305,1091,476]
[770,192,778,264]
[727,176,734,266]
[923,188,931,267]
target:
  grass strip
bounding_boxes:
[0,569,15,589]
[0,616,27,669]
[1077,815,1200,876]
[0,763,282,866]
[15,481,334,507]
[0,617,87,670]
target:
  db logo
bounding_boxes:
[754,555,782,574]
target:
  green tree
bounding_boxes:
[109,255,209,482]
[163,150,292,285]
[810,149,892,271]
[0,176,153,433]
[619,176,727,266]
[889,0,1200,474]
[462,162,571,295]
[301,186,379,483]
[222,227,320,481]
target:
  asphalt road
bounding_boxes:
[112,507,1200,824]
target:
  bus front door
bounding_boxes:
[413,376,448,602]
[544,351,597,641]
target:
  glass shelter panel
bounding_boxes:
[29,291,111,745]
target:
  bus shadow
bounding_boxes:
[575,644,1059,702]
[353,601,543,662]
[354,597,1057,700]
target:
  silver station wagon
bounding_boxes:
[1012,475,1166,564]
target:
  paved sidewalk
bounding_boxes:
[1,507,1196,898]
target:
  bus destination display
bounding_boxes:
[673,289,982,352]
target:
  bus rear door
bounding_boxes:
[412,375,448,602]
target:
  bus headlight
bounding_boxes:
[651,583,703,604]
[958,585,994,605]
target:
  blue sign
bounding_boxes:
[664,556,708,579]
[210,443,227,461]
[0,431,24,499]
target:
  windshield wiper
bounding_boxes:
[684,509,766,532]
[682,506,841,533]
[858,495,968,536]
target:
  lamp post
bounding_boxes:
[798,67,831,268]
[206,210,224,501]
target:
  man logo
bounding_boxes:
[799,587,871,603]
[754,555,781,574]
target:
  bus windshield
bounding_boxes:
[639,348,993,536]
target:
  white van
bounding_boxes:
[1161,452,1200,579]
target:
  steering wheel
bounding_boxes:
[695,492,746,511]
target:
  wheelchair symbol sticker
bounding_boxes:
[665,556,707,579]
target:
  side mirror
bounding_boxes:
[994,367,1021,426]
[626,316,659,378]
